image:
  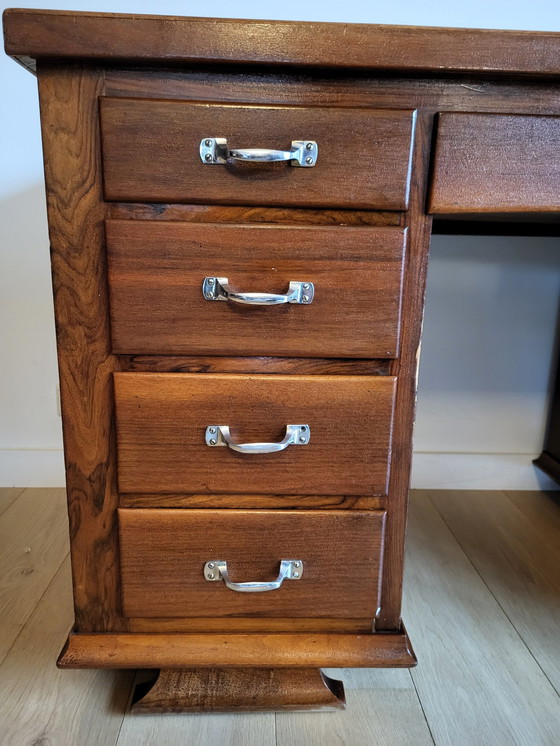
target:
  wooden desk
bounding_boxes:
[3,9,560,713]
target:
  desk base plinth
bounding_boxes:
[131,667,346,713]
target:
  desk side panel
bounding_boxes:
[37,63,125,632]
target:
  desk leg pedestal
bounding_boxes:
[131,668,346,712]
[58,628,416,712]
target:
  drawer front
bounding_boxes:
[114,373,396,496]
[100,98,415,209]
[106,221,406,359]
[118,508,386,618]
[429,112,560,214]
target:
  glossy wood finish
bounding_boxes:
[429,113,560,214]
[114,373,396,496]
[118,509,386,618]
[119,493,383,510]
[376,112,434,630]
[100,99,415,209]
[105,69,560,117]
[121,355,392,376]
[6,9,560,79]
[57,628,417,669]
[128,617,374,633]
[131,668,346,712]
[109,202,404,227]
[106,221,406,358]
[36,65,124,633]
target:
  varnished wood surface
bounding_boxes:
[106,221,406,358]
[37,65,125,633]
[6,9,560,79]
[128,617,374,633]
[114,373,396,496]
[3,488,560,742]
[100,98,415,209]
[429,112,560,214]
[121,355,392,376]
[118,509,386,619]
[119,493,383,510]
[376,111,434,630]
[109,202,404,227]
[131,668,345,712]
[105,69,560,117]
[58,629,416,669]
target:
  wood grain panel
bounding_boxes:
[104,69,560,118]
[100,98,415,209]
[106,221,406,358]
[114,373,396,496]
[58,628,417,669]
[128,617,374,633]
[7,9,560,79]
[376,111,434,631]
[109,202,403,227]
[429,113,560,214]
[118,509,385,618]
[121,355,392,376]
[36,64,125,632]
[119,493,383,510]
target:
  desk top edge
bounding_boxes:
[4,7,560,78]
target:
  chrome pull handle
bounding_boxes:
[204,560,303,592]
[203,277,314,305]
[200,138,318,167]
[205,424,310,454]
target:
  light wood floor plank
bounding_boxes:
[0,487,69,664]
[504,490,560,548]
[405,491,560,746]
[0,557,133,746]
[430,489,560,694]
[116,675,275,746]
[0,487,25,516]
[276,684,434,746]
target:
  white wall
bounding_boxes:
[1,0,560,489]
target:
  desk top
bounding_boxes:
[4,7,560,78]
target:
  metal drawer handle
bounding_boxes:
[204,559,303,592]
[205,424,310,454]
[203,277,314,305]
[200,138,318,167]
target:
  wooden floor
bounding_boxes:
[1,488,559,745]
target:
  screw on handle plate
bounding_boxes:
[200,138,318,167]
[204,560,304,592]
[205,424,310,454]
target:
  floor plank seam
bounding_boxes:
[114,673,137,745]
[0,549,71,668]
[425,490,560,700]
[407,668,437,745]
[0,487,26,517]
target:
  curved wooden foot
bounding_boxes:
[131,667,346,713]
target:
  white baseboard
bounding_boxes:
[1,448,558,491]
[411,452,560,490]
[0,449,65,487]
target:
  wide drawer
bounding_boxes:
[429,112,560,214]
[114,373,396,496]
[106,221,406,359]
[118,508,386,618]
[100,98,415,209]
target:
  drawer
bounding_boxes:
[100,98,416,209]
[114,373,396,496]
[429,112,560,214]
[118,508,386,618]
[106,221,406,359]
